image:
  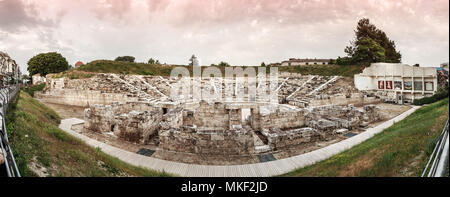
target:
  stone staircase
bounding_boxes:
[286,76,341,108]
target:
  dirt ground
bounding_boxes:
[376,103,412,120]
[42,101,412,165]
[38,100,86,119]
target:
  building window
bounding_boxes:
[394,81,402,90]
[378,81,385,89]
[404,81,412,90]
[425,82,434,91]
[414,81,423,91]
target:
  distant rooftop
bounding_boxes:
[283,58,333,63]
[75,61,84,67]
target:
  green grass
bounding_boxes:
[54,60,188,78]
[282,98,449,177]
[53,70,96,79]
[6,91,172,177]
[276,64,364,77]
[77,60,176,76]
[74,60,234,77]
[22,83,45,97]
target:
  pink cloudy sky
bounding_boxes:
[0,0,448,74]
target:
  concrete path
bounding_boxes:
[59,106,421,177]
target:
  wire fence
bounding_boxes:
[0,85,21,177]
[422,119,449,177]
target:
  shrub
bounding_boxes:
[22,83,45,97]
[114,56,135,62]
[413,88,449,105]
[335,57,354,66]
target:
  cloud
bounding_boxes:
[0,0,448,75]
[0,0,55,32]
[147,0,170,12]
[91,0,133,22]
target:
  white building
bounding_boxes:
[32,74,47,85]
[281,58,332,66]
[354,63,438,104]
[1,51,21,85]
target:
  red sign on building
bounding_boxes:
[378,81,385,89]
[386,81,393,89]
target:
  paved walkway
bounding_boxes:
[59,106,421,177]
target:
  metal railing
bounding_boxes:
[0,84,21,177]
[422,119,449,177]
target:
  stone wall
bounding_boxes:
[263,128,322,150]
[182,101,230,129]
[251,104,307,131]
[84,102,162,144]
[35,89,135,107]
[84,104,117,133]
[114,110,162,144]
[161,107,183,130]
[308,93,378,107]
[159,129,255,155]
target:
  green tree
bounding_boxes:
[27,52,70,76]
[148,58,155,64]
[148,58,161,65]
[351,37,386,66]
[335,56,353,65]
[218,61,230,67]
[261,62,266,67]
[115,56,135,62]
[345,18,401,64]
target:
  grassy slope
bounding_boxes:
[56,60,195,78]
[22,83,45,97]
[282,98,449,177]
[6,91,171,177]
[76,60,176,76]
[276,64,364,77]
